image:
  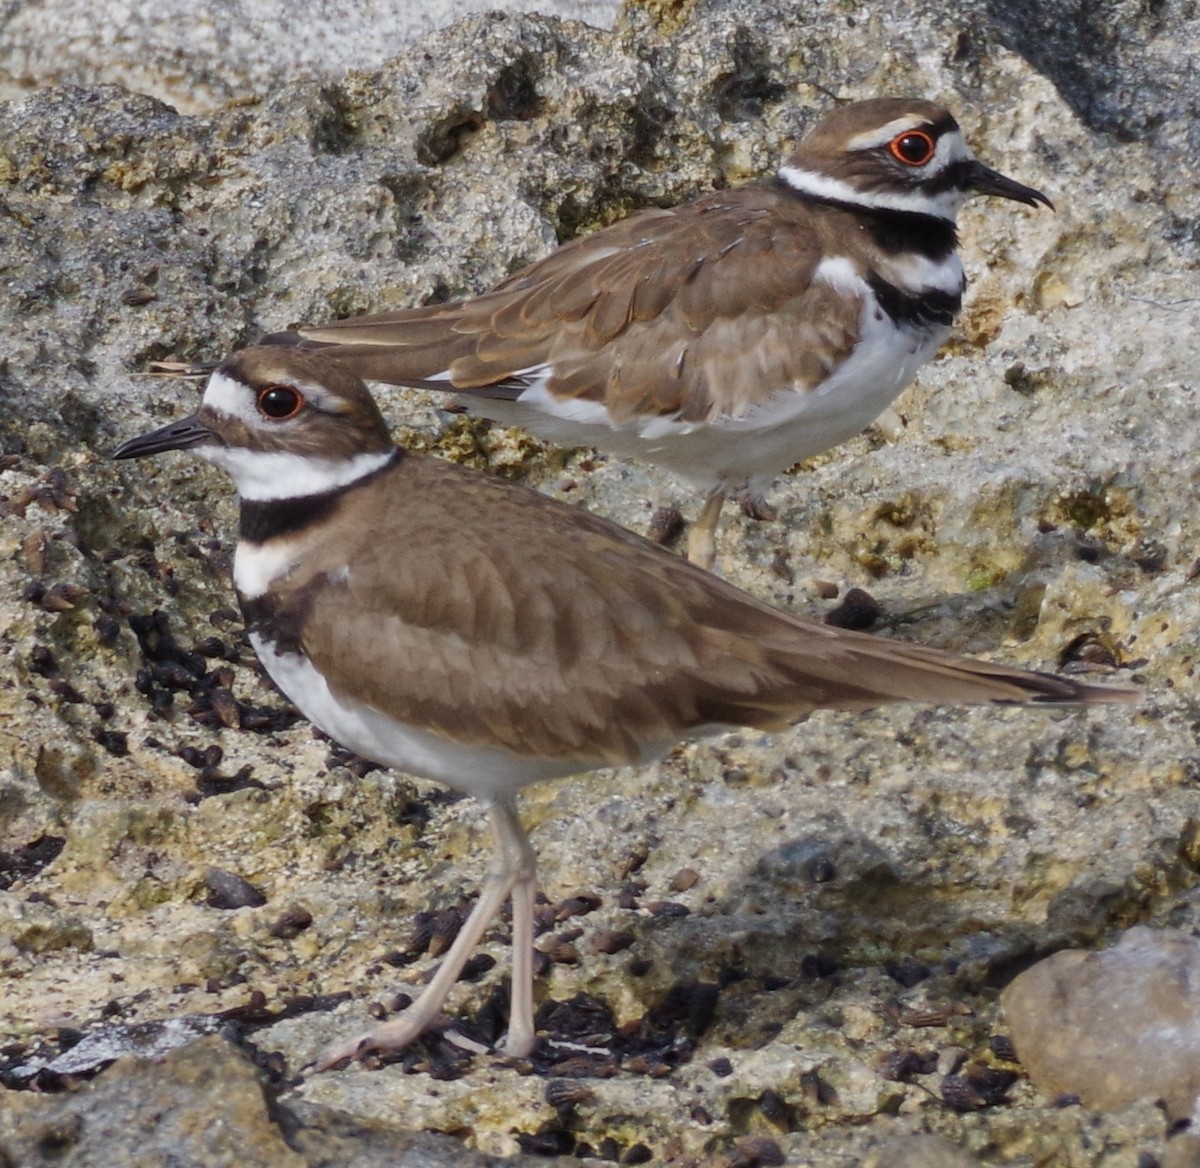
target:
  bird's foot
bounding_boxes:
[309,1007,536,1072]
[309,1011,438,1072]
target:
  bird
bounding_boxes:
[262,96,1052,569]
[113,347,1131,1071]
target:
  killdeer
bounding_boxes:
[268,97,1051,568]
[114,348,1130,1071]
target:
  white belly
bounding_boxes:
[463,288,948,492]
[250,633,594,798]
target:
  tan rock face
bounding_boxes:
[1,0,1199,1164]
[1002,928,1200,1120]
[867,1134,982,1168]
[0,0,621,114]
[0,1035,556,1167]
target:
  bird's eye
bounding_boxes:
[889,130,936,166]
[257,384,304,420]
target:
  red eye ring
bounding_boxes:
[889,129,936,166]
[257,384,304,420]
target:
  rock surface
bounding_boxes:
[0,1035,560,1167]
[1,0,1199,1164]
[867,1134,982,1168]
[1002,927,1200,1121]
[0,0,620,113]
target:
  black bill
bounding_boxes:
[113,413,215,460]
[967,160,1054,210]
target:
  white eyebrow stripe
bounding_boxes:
[845,115,935,151]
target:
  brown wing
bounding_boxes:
[295,185,861,424]
[265,456,1134,768]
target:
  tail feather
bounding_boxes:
[688,600,1138,727]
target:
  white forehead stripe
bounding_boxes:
[202,369,261,426]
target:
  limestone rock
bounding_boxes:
[867,1134,982,1168]
[2,0,1199,1163]
[0,0,620,114]
[0,1036,561,1166]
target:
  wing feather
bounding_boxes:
[295,184,859,425]
[251,457,1133,769]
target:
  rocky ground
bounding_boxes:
[0,0,620,113]
[1,0,1199,1164]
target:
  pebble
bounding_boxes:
[204,868,267,910]
[1002,927,1200,1120]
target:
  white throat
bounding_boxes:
[201,446,394,501]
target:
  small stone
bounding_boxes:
[647,900,690,918]
[266,906,312,939]
[204,868,267,910]
[589,930,635,955]
[937,1046,967,1076]
[668,867,699,892]
[538,936,580,964]
[647,506,685,546]
[1002,927,1200,1120]
[823,587,884,630]
[885,957,932,988]
[554,892,601,920]
[734,1136,786,1166]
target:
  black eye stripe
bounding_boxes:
[920,157,978,195]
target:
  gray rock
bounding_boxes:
[981,0,1200,150]
[8,1015,230,1082]
[1163,1134,1200,1168]
[0,1036,563,1166]
[0,0,620,113]
[867,1134,982,1168]
[1003,927,1200,1120]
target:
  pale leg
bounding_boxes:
[312,794,538,1070]
[686,487,726,571]
[498,797,537,1056]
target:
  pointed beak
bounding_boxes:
[966,160,1054,210]
[113,413,217,460]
